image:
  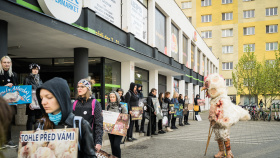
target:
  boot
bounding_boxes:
[166,127,173,132]
[224,139,234,158]
[214,140,225,158]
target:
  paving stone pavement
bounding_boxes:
[121,111,280,158]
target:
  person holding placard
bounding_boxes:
[163,92,173,132]
[106,91,128,158]
[194,94,201,121]
[146,88,158,136]
[25,63,43,131]
[36,77,96,157]
[158,93,166,134]
[72,78,103,153]
[171,92,179,129]
[0,56,18,148]
[178,94,185,126]
[184,95,190,125]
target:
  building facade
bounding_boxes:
[0,0,218,109]
[176,0,280,104]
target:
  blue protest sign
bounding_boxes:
[120,102,128,112]
[0,85,32,105]
[174,103,183,118]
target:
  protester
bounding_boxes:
[178,94,185,126]
[125,82,139,141]
[171,92,179,129]
[0,97,13,151]
[184,95,190,125]
[25,63,43,130]
[116,88,125,102]
[134,84,143,132]
[194,94,201,121]
[72,78,103,152]
[137,84,146,133]
[0,56,18,148]
[36,77,96,157]
[164,92,173,132]
[158,92,166,134]
[147,88,158,136]
[106,92,128,158]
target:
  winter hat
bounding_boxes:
[78,79,91,91]
[29,63,40,70]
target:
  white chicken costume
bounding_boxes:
[201,73,250,158]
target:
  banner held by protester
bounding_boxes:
[103,110,129,136]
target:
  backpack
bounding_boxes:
[73,116,83,151]
[73,99,96,129]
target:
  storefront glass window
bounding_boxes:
[158,74,167,94]
[202,55,205,75]
[155,8,167,54]
[171,24,179,61]
[197,50,201,73]
[183,36,189,67]
[174,79,179,93]
[104,59,121,101]
[185,82,188,97]
[135,67,149,97]
[191,43,195,70]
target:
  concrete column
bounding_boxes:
[166,16,172,57]
[148,0,155,47]
[121,61,135,93]
[179,80,185,96]
[194,85,199,98]
[74,48,89,87]
[149,69,158,96]
[194,45,197,72]
[121,0,132,32]
[178,29,183,64]
[166,75,174,97]
[0,20,8,58]
[188,83,193,104]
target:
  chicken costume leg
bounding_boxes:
[202,74,250,158]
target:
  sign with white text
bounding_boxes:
[0,85,32,105]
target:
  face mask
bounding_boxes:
[48,111,62,125]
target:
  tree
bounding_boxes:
[232,48,261,105]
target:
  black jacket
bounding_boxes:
[179,99,185,108]
[147,92,156,113]
[24,74,43,89]
[137,84,144,99]
[194,94,201,112]
[164,98,171,112]
[73,97,103,146]
[0,71,18,86]
[125,83,139,112]
[36,77,96,158]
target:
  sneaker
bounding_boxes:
[5,140,17,148]
[132,137,137,140]
[0,145,6,150]
[158,130,164,134]
[166,127,173,132]
[186,123,190,125]
[127,138,133,142]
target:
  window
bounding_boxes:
[202,31,212,38]
[225,79,233,87]
[202,55,205,74]
[243,10,255,18]
[266,42,278,51]
[155,8,166,54]
[202,15,212,22]
[222,0,233,4]
[222,46,233,53]
[266,7,278,16]
[188,17,192,23]
[182,1,192,9]
[158,75,167,93]
[243,44,255,52]
[135,67,149,97]
[174,79,179,93]
[243,27,255,35]
[243,0,254,1]
[222,13,233,20]
[222,62,233,70]
[171,24,179,61]
[266,25,278,33]
[197,51,201,73]
[201,0,211,6]
[183,36,189,67]
[222,29,233,37]
[185,83,189,97]
[191,44,195,69]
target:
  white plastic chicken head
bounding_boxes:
[201,73,227,98]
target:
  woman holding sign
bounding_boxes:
[106,91,128,158]
[25,63,43,131]
[171,92,179,129]
[36,77,96,157]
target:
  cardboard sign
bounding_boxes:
[30,90,40,109]
[0,85,32,105]
[169,104,175,114]
[18,128,79,158]
[131,107,143,120]
[174,103,183,118]
[151,98,163,120]
[103,111,129,136]
[161,102,169,126]
[120,102,128,112]
[188,104,194,111]
[196,115,202,121]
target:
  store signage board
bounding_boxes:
[38,0,83,24]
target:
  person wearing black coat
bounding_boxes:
[0,56,18,148]
[36,77,96,157]
[146,88,158,136]
[125,82,139,141]
[163,92,173,132]
[25,63,43,131]
[158,93,166,134]
[171,92,179,129]
[178,94,185,126]
[194,94,201,121]
[116,88,125,102]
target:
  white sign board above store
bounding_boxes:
[89,0,121,28]
[131,0,147,43]
[38,0,83,24]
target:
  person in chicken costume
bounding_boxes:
[201,73,250,158]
